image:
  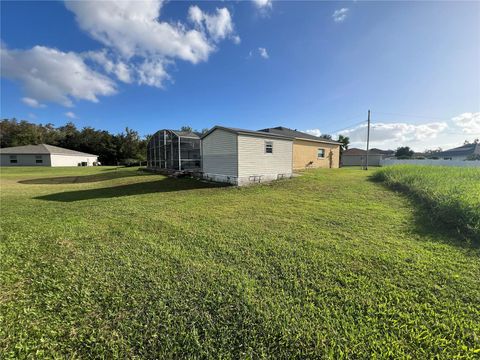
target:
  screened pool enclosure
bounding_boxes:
[146,130,201,171]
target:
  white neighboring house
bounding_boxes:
[0,144,98,167]
[201,126,293,186]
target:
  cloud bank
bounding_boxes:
[2,45,116,107]
[305,112,480,151]
[2,0,239,107]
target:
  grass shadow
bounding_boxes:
[19,169,149,184]
[368,174,479,251]
[34,177,229,202]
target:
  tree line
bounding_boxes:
[1,119,352,165]
[0,119,150,165]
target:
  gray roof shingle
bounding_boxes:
[201,126,294,140]
[435,143,480,157]
[259,126,342,145]
[0,144,97,156]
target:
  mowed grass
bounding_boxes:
[1,166,479,359]
[373,165,480,241]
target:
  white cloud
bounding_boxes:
[64,0,237,89]
[252,0,272,9]
[340,121,448,146]
[1,45,117,107]
[258,47,269,59]
[305,129,322,137]
[22,97,46,108]
[2,1,239,106]
[65,111,77,119]
[28,113,37,119]
[452,112,480,134]
[188,6,237,43]
[84,50,132,83]
[65,0,212,63]
[136,59,170,88]
[332,8,349,23]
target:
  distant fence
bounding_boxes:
[380,159,480,167]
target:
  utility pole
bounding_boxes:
[365,109,371,170]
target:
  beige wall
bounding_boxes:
[293,139,340,170]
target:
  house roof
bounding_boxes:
[370,148,395,155]
[259,126,342,145]
[435,143,480,157]
[342,148,391,156]
[201,126,294,140]
[0,144,97,157]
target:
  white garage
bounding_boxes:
[0,144,98,167]
[201,126,293,186]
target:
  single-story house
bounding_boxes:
[259,126,341,170]
[201,126,293,185]
[434,143,480,160]
[0,144,98,167]
[370,148,395,157]
[146,129,201,171]
[341,148,393,166]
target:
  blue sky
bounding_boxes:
[1,0,479,150]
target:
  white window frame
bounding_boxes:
[35,155,43,164]
[265,141,273,154]
[317,148,325,159]
[9,155,17,164]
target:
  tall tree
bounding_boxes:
[180,125,193,132]
[337,134,350,152]
[395,146,414,158]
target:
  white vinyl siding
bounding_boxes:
[237,135,292,178]
[202,129,238,177]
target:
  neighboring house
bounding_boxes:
[259,126,341,170]
[370,148,395,157]
[146,129,201,171]
[341,148,392,166]
[0,144,98,167]
[201,126,293,185]
[434,143,480,160]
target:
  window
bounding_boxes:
[9,155,17,164]
[317,148,325,159]
[265,141,273,154]
[35,155,43,164]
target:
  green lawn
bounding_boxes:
[1,166,479,358]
